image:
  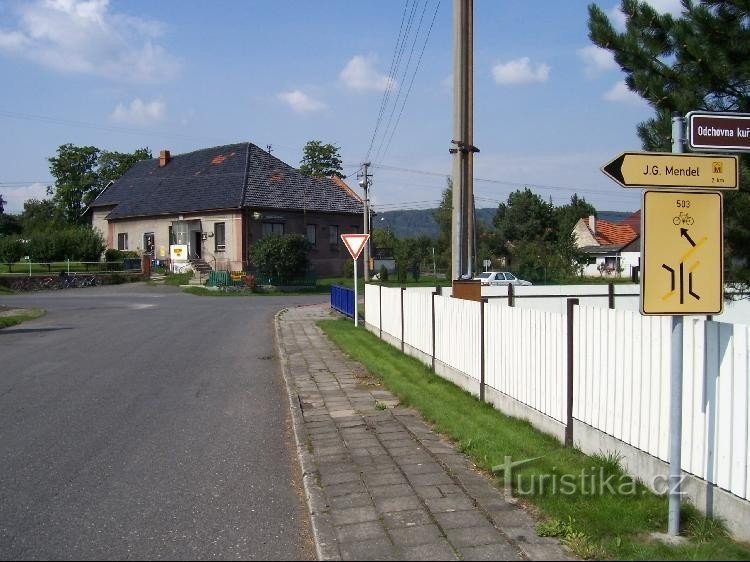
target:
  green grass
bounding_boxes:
[162,271,193,286]
[0,308,46,328]
[318,318,750,561]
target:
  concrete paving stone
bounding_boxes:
[377,431,413,442]
[316,445,349,456]
[413,485,444,500]
[331,506,380,526]
[387,446,426,457]
[326,481,369,498]
[344,438,381,449]
[398,539,460,561]
[364,472,408,487]
[328,493,374,510]
[408,472,456,487]
[389,524,444,547]
[310,436,344,448]
[335,521,389,544]
[397,454,436,466]
[433,510,492,530]
[336,419,367,428]
[424,495,475,513]
[401,462,444,476]
[444,526,504,548]
[381,509,433,530]
[339,537,398,561]
[320,471,363,486]
[374,495,422,513]
[368,484,414,499]
[437,484,465,496]
[317,454,354,466]
[459,542,523,561]
[330,410,358,419]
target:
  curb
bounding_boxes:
[274,307,341,561]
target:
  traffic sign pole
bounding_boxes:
[340,233,370,328]
[354,256,358,327]
[668,112,685,537]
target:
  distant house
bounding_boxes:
[87,142,364,277]
[572,212,640,278]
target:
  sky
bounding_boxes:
[0,0,685,216]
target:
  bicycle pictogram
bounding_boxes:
[672,212,694,226]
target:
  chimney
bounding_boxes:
[159,150,171,167]
[588,215,596,235]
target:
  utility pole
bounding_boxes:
[451,0,478,281]
[358,162,373,281]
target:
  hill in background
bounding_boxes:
[375,208,635,240]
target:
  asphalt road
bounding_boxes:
[0,283,325,560]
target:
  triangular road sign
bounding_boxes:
[341,233,370,260]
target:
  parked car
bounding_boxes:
[474,271,532,286]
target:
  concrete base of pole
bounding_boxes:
[650,533,688,547]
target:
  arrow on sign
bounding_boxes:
[680,228,696,247]
[601,151,738,190]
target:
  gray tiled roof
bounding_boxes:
[90,142,363,219]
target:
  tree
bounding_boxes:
[588,0,750,271]
[20,198,62,233]
[299,140,345,178]
[0,193,5,214]
[493,188,556,250]
[249,234,311,282]
[432,178,453,266]
[0,236,25,272]
[554,194,596,242]
[47,144,151,226]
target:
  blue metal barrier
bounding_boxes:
[330,285,355,318]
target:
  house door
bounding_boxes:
[193,231,202,259]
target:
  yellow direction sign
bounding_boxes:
[641,190,723,316]
[602,152,738,190]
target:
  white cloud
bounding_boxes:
[277,90,326,113]
[492,57,550,85]
[578,45,617,76]
[0,0,180,83]
[1,183,49,214]
[339,55,394,92]
[604,80,646,105]
[110,98,166,125]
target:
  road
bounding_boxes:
[0,283,325,560]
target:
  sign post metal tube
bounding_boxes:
[354,257,358,328]
[668,112,685,536]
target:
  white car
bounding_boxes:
[474,271,532,286]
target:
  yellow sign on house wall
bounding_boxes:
[641,190,723,315]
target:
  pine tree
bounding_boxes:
[588,0,750,271]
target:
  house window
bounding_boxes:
[262,222,284,237]
[214,222,226,252]
[329,225,339,246]
[306,224,317,247]
[117,233,128,251]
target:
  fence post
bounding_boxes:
[400,287,405,353]
[480,298,487,402]
[565,298,579,447]
[379,284,383,339]
[508,283,515,307]
[431,287,440,371]
[608,283,615,309]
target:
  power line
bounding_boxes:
[372,0,431,164]
[376,0,441,165]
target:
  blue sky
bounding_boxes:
[0,0,684,216]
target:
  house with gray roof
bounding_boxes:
[88,142,364,276]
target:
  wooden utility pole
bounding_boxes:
[451,0,477,280]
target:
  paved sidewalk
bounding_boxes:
[276,304,573,561]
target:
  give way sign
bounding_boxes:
[341,233,370,260]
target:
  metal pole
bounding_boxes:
[668,111,685,536]
[354,257,358,328]
[362,162,370,282]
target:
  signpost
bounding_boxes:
[688,111,750,153]
[641,190,723,316]
[601,111,741,537]
[601,151,738,190]
[341,233,370,327]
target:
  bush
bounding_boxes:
[105,248,139,262]
[249,234,310,283]
[378,265,389,282]
[341,259,354,278]
[0,236,26,271]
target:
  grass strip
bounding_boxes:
[318,318,750,561]
[0,308,46,329]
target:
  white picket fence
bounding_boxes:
[363,284,750,505]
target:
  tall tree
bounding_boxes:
[554,194,597,241]
[0,193,5,214]
[20,198,62,233]
[47,144,151,226]
[493,187,556,246]
[299,140,345,178]
[588,0,750,270]
[432,178,453,265]
[48,144,100,225]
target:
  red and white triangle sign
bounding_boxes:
[341,233,370,260]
